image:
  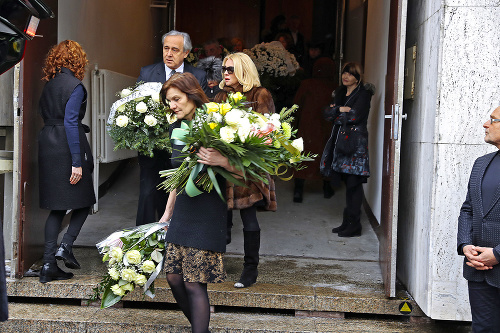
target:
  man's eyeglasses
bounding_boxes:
[490,118,500,124]
[221,66,235,74]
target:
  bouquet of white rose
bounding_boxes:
[159,92,315,200]
[107,82,177,158]
[91,222,168,308]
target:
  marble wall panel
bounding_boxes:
[437,6,500,144]
[445,0,500,6]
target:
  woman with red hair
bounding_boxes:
[38,40,95,283]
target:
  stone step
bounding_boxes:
[7,275,424,317]
[0,303,469,332]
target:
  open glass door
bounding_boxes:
[379,0,408,297]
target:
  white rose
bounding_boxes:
[136,101,148,113]
[121,268,137,282]
[224,109,244,127]
[141,260,156,274]
[108,267,120,280]
[135,274,147,286]
[237,118,251,142]
[120,88,132,98]
[111,284,125,297]
[220,126,236,143]
[121,283,134,292]
[144,115,158,127]
[291,138,304,152]
[110,247,123,261]
[269,113,281,130]
[210,112,223,123]
[115,115,129,128]
[125,250,142,265]
[151,93,160,103]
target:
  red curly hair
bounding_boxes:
[42,40,88,81]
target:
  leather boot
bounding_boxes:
[293,178,305,203]
[226,213,233,245]
[338,215,362,237]
[39,263,74,283]
[323,180,335,198]
[234,230,260,288]
[332,209,349,233]
[55,243,81,269]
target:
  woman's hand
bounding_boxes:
[197,147,230,168]
[69,166,82,185]
[339,106,351,113]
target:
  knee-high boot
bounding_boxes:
[234,230,260,288]
[332,208,349,233]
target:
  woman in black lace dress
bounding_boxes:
[159,72,240,333]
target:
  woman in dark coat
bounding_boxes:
[320,62,373,237]
[38,40,95,283]
[292,57,338,202]
[214,52,277,288]
[158,73,239,332]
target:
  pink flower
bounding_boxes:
[260,123,275,135]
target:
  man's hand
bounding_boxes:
[472,246,499,269]
[464,245,497,270]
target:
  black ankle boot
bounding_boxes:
[55,243,81,269]
[234,231,260,288]
[338,216,362,237]
[323,181,335,198]
[293,178,305,203]
[332,209,349,233]
[39,263,74,283]
[226,227,232,245]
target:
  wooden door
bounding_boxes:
[379,0,408,297]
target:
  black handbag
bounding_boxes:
[335,123,361,155]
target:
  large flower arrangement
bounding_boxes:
[91,222,168,308]
[107,82,176,158]
[244,41,303,110]
[159,92,314,199]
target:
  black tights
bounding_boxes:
[166,273,210,333]
[227,206,260,232]
[43,207,89,264]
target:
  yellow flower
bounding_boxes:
[209,122,218,130]
[220,103,232,115]
[232,92,243,103]
[281,122,292,139]
[273,140,281,148]
[206,102,219,113]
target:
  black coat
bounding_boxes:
[38,68,96,210]
[320,84,372,178]
[458,151,500,288]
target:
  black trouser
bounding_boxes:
[43,207,89,264]
[136,153,170,226]
[468,281,500,333]
[343,174,364,222]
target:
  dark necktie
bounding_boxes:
[169,69,177,79]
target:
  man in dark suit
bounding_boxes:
[135,30,209,226]
[458,106,500,332]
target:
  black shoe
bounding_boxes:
[39,263,74,283]
[338,221,362,237]
[323,181,335,199]
[332,209,349,233]
[55,243,81,269]
[234,266,258,288]
[293,178,304,203]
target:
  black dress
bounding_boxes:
[38,68,95,210]
[163,121,227,283]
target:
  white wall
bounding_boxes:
[363,0,390,221]
[398,0,500,320]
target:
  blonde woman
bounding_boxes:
[214,52,277,288]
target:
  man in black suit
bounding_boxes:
[458,105,500,332]
[135,30,208,226]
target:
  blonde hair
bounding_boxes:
[219,52,261,92]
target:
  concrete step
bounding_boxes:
[0,303,471,332]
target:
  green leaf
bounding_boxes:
[100,284,122,309]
